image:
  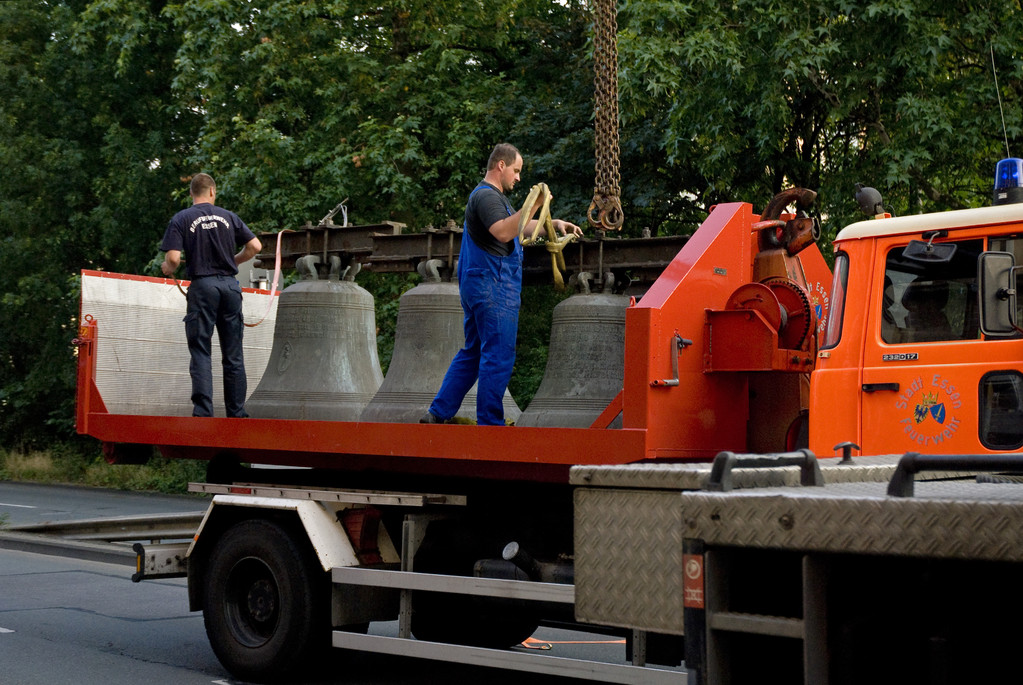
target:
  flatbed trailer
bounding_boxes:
[77,198,833,480]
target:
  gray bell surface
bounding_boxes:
[247,255,383,421]
[516,272,627,428]
[360,259,521,424]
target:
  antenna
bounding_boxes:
[991,44,1011,159]
[989,43,1022,206]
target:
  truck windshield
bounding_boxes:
[881,239,982,344]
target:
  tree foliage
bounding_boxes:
[1,0,1022,446]
[0,0,191,444]
[617,0,1023,234]
[163,0,594,231]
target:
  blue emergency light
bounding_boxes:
[993,157,1023,205]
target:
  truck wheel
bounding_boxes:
[203,519,326,682]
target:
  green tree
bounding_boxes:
[163,0,595,232]
[0,0,193,446]
[616,0,1023,237]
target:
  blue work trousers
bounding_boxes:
[184,275,248,417]
[430,261,521,425]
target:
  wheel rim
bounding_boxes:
[223,556,280,648]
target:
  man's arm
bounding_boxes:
[161,250,182,277]
[487,192,583,243]
[493,216,583,243]
[490,213,536,243]
[488,194,547,243]
[235,237,262,265]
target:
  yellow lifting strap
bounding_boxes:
[517,183,577,291]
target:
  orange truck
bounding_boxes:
[66,171,1023,683]
[811,199,1023,457]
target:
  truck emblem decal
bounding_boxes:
[896,375,962,446]
[914,392,945,425]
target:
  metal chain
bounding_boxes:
[588,0,624,232]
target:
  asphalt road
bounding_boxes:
[0,480,210,526]
[0,482,679,685]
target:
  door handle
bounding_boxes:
[862,382,900,393]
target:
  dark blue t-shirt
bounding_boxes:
[160,203,256,280]
[465,182,516,257]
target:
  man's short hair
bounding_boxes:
[190,173,216,198]
[487,143,520,171]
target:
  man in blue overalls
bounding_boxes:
[160,173,262,418]
[422,143,582,426]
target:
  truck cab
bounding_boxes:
[810,203,1023,457]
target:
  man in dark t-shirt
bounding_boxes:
[423,143,581,425]
[463,178,518,257]
[160,173,262,417]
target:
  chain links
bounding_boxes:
[588,0,623,232]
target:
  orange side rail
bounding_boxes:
[74,314,107,436]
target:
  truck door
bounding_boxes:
[859,237,986,454]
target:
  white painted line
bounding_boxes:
[0,502,36,509]
[0,627,14,634]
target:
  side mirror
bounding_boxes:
[979,251,1019,336]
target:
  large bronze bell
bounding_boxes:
[516,272,627,428]
[247,255,383,420]
[360,260,521,423]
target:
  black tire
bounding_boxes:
[202,519,327,682]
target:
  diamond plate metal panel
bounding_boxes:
[575,488,684,634]
[683,479,1023,561]
[571,457,907,633]
[570,455,902,490]
[571,463,710,489]
[82,273,277,417]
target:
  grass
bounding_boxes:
[0,444,207,495]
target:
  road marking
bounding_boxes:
[0,627,14,634]
[0,502,36,509]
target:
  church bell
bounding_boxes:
[246,255,383,421]
[360,259,521,423]
[516,272,628,428]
